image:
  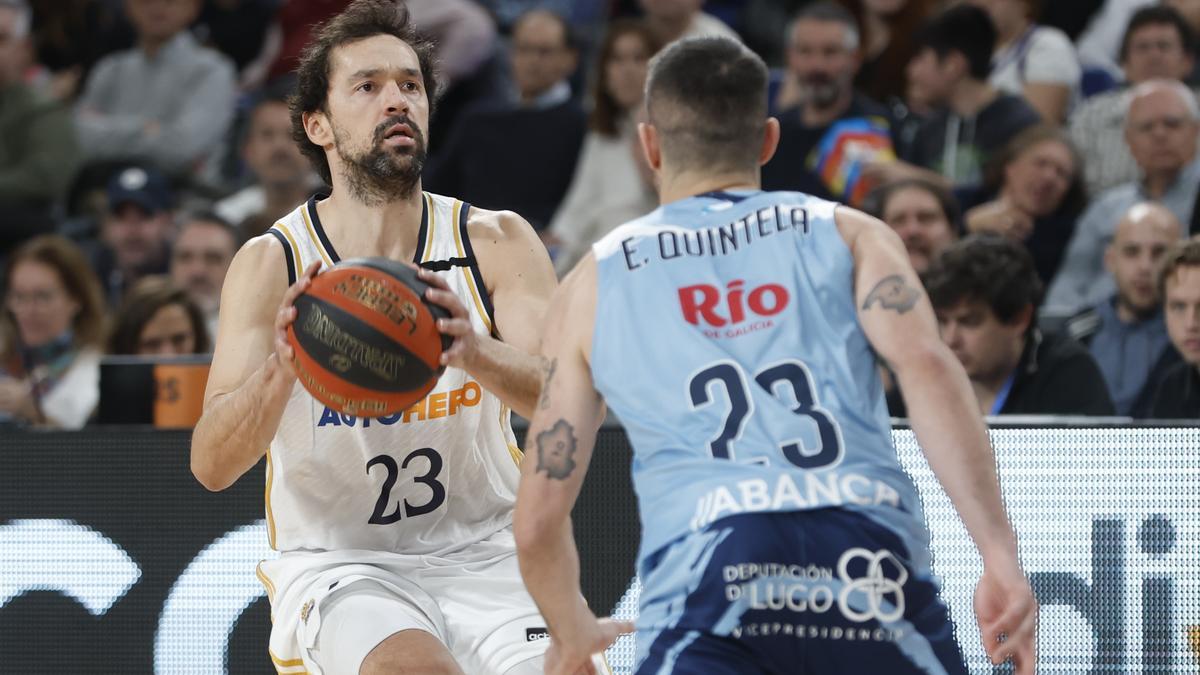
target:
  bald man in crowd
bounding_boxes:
[1065,203,1184,416]
[1047,79,1200,312]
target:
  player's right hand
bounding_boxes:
[272,261,322,381]
[545,617,635,675]
[974,561,1038,674]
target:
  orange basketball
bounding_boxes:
[286,258,450,416]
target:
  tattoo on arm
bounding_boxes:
[862,274,920,314]
[537,357,557,410]
[535,419,578,480]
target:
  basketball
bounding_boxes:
[286,258,450,416]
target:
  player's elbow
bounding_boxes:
[191,455,233,492]
[189,433,235,492]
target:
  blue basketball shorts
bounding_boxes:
[633,509,968,675]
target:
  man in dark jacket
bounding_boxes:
[1064,203,1182,416]
[915,234,1116,416]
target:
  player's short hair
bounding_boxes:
[915,5,996,81]
[861,177,961,227]
[645,36,769,174]
[1120,5,1196,63]
[290,0,440,186]
[0,0,31,39]
[922,234,1043,324]
[1157,234,1200,299]
[787,1,860,52]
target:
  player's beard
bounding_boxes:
[334,116,427,206]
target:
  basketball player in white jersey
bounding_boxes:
[190,2,561,674]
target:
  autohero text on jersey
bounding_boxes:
[620,204,811,271]
[317,380,483,427]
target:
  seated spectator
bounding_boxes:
[0,0,81,256]
[917,234,1116,416]
[761,2,895,206]
[962,125,1085,284]
[215,89,317,237]
[638,0,740,45]
[31,0,131,101]
[192,0,276,76]
[88,165,176,307]
[1072,0,1155,80]
[545,19,659,275]
[0,236,106,428]
[108,276,209,356]
[862,177,960,273]
[1070,6,1196,196]
[1165,0,1200,84]
[425,9,585,232]
[74,0,236,178]
[1066,203,1183,416]
[966,0,1081,123]
[1047,79,1200,312]
[1150,234,1200,416]
[170,212,238,343]
[839,0,938,105]
[876,5,1041,193]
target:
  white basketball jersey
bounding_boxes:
[262,193,522,556]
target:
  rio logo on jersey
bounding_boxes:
[679,280,789,339]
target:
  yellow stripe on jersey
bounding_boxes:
[269,649,308,673]
[450,199,494,335]
[265,448,278,550]
[255,562,277,602]
[500,403,522,465]
[422,193,436,263]
[275,223,303,283]
[300,203,334,267]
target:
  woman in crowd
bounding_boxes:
[967,0,1082,123]
[108,276,210,357]
[962,124,1086,284]
[545,19,660,275]
[840,0,937,104]
[0,235,106,428]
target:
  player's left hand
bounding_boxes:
[418,267,481,370]
[545,617,634,675]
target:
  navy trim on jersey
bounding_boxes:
[307,194,340,263]
[267,229,297,286]
[457,201,498,336]
[697,190,758,203]
[413,196,430,264]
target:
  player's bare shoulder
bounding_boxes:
[464,206,556,292]
[221,233,293,313]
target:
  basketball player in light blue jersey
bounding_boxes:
[514,36,1038,675]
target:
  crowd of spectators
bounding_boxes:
[2,0,1200,427]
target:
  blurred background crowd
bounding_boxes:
[1,0,1200,428]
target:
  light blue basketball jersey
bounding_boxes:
[590,190,931,574]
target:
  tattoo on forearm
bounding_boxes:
[862,274,920,314]
[535,419,578,480]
